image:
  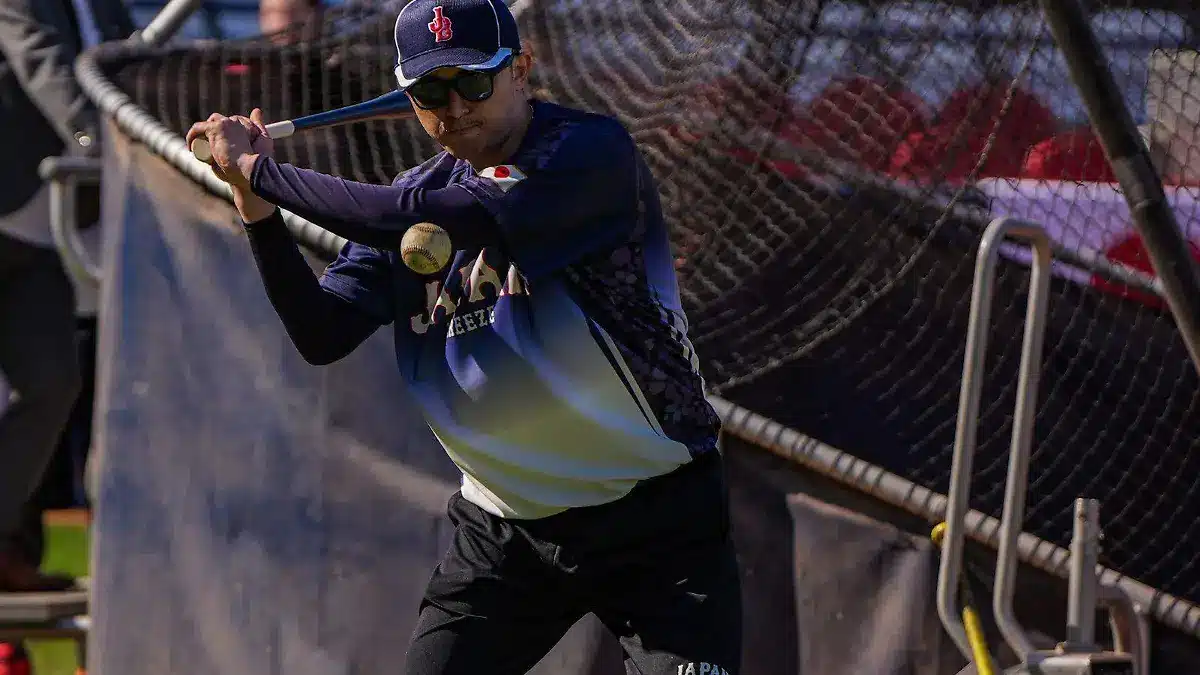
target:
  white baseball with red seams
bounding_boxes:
[401,222,453,274]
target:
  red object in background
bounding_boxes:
[783,76,930,172]
[224,63,251,76]
[888,83,1057,181]
[1022,126,1117,182]
[663,76,799,144]
[1092,231,1200,309]
[0,643,31,675]
[660,76,816,179]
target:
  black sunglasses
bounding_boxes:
[407,56,514,110]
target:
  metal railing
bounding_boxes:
[937,216,1148,674]
[939,217,1054,660]
[40,156,103,286]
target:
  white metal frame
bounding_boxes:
[938,217,1147,673]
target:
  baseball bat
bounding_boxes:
[190,89,412,163]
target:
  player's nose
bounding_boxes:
[444,91,470,118]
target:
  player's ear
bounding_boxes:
[511,52,532,85]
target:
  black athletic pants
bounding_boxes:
[405,451,742,675]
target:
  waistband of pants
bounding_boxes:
[516,449,725,538]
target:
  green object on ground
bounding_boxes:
[27,524,89,675]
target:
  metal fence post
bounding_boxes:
[1066,498,1101,650]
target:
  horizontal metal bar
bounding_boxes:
[38,156,103,183]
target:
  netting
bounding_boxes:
[94,0,1200,607]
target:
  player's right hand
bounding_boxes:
[185,108,274,189]
[187,109,277,223]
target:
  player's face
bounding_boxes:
[409,53,533,165]
[259,0,317,45]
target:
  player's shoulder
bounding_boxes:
[533,100,631,138]
[525,101,636,168]
[391,151,464,188]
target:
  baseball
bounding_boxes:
[401,222,452,275]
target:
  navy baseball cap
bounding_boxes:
[393,0,521,90]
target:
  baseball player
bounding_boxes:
[186,0,741,673]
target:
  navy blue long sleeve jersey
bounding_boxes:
[247,100,720,518]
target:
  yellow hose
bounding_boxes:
[932,522,999,675]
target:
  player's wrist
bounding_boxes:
[234,187,276,225]
[235,152,262,187]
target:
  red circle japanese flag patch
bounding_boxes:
[479,165,526,193]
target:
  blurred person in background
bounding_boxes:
[259,0,323,45]
[0,0,132,612]
[0,0,133,664]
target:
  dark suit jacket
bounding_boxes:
[0,0,134,216]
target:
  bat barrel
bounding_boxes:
[289,90,411,133]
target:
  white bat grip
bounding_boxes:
[265,119,294,139]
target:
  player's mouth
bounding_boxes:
[443,123,482,136]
